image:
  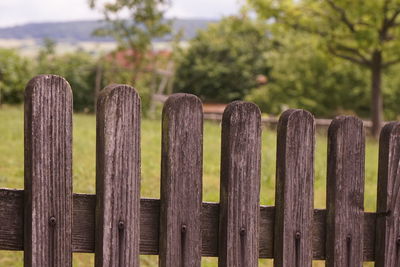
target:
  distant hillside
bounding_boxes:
[0,19,217,43]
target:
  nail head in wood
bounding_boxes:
[295,232,301,240]
[118,221,125,230]
[49,217,56,227]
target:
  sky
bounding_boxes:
[0,0,242,27]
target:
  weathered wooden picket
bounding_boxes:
[0,74,399,266]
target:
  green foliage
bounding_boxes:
[173,16,270,102]
[100,60,153,115]
[0,40,99,113]
[382,64,400,120]
[246,32,370,117]
[39,38,57,58]
[37,51,97,112]
[0,43,155,114]
[89,0,173,115]
[0,49,33,104]
[90,0,171,77]
[247,0,400,136]
[247,0,400,64]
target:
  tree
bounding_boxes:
[37,50,98,112]
[174,15,270,102]
[0,49,33,106]
[248,0,400,137]
[38,38,57,60]
[89,0,172,84]
[246,31,370,117]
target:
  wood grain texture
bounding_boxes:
[0,189,378,260]
[24,75,73,266]
[326,116,365,267]
[274,109,315,267]
[218,101,261,267]
[375,122,400,267]
[0,189,24,251]
[95,84,141,266]
[159,94,203,267]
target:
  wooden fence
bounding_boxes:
[203,112,381,130]
[0,74,399,266]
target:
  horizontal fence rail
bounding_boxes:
[0,190,378,260]
[0,74,399,266]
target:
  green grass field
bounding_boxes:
[0,105,378,266]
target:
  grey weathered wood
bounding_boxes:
[0,189,24,251]
[159,93,203,267]
[218,101,261,267]
[326,116,365,267]
[24,75,73,266]
[375,122,400,267]
[274,109,315,267]
[0,189,378,260]
[95,84,141,266]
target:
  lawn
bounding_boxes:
[0,105,379,266]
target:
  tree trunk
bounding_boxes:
[371,51,383,138]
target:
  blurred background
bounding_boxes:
[1,0,398,266]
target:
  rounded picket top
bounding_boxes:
[278,109,315,132]
[379,121,400,144]
[162,93,203,118]
[328,115,364,138]
[222,100,261,124]
[25,74,72,101]
[97,84,140,110]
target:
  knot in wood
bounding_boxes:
[397,236,400,246]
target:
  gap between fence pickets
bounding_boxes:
[0,189,377,261]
